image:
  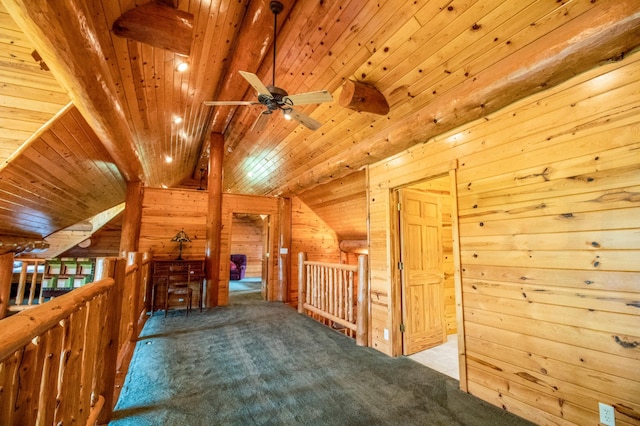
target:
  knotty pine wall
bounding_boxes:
[290,196,342,304]
[297,170,367,241]
[368,52,640,425]
[230,214,264,278]
[138,188,208,260]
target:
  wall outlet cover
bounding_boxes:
[599,402,615,426]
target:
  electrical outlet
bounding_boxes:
[599,402,615,426]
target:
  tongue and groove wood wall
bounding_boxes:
[368,51,640,425]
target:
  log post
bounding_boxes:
[96,257,125,424]
[298,252,307,314]
[339,80,389,115]
[0,252,13,319]
[356,254,369,347]
[119,181,144,254]
[277,197,292,302]
[129,252,143,341]
[205,133,224,308]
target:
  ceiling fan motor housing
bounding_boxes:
[260,85,290,111]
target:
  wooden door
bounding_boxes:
[399,188,446,355]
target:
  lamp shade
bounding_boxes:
[171,229,191,243]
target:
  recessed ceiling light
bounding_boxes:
[176,62,189,72]
[165,156,173,163]
[173,116,183,124]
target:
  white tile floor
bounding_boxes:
[408,334,459,380]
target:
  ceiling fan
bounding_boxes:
[204,1,333,132]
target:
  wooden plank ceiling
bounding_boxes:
[1,0,639,244]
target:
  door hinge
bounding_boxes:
[398,261,403,270]
[400,323,406,333]
[397,202,401,211]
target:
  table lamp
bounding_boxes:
[171,229,191,260]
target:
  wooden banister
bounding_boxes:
[0,253,151,425]
[0,277,114,360]
[298,252,369,346]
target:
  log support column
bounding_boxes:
[0,252,14,319]
[119,181,144,255]
[205,133,224,308]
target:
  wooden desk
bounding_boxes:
[151,259,205,314]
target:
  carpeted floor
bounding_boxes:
[110,282,534,426]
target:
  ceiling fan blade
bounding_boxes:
[283,90,333,106]
[286,108,322,131]
[252,110,272,132]
[204,101,258,106]
[239,71,272,98]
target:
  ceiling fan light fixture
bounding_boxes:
[202,0,332,131]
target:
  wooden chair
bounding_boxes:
[165,264,193,316]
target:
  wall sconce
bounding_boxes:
[171,229,191,260]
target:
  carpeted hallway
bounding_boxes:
[110,282,534,425]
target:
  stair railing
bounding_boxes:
[297,252,369,346]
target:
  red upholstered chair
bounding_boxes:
[229,254,246,280]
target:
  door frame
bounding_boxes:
[389,162,468,390]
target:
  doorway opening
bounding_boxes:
[228,213,269,303]
[396,174,459,379]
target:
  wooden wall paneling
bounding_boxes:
[138,188,208,261]
[230,215,263,277]
[290,196,341,306]
[297,169,367,241]
[367,49,640,425]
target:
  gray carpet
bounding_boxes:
[110,282,534,425]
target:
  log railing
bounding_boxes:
[297,252,369,346]
[7,258,45,313]
[0,252,150,425]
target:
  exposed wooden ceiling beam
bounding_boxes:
[3,0,146,183]
[112,1,194,56]
[278,1,640,196]
[0,235,49,256]
[339,80,389,115]
[194,0,295,177]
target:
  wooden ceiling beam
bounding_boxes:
[339,80,389,115]
[277,0,640,196]
[0,234,49,256]
[194,1,295,177]
[112,1,194,56]
[3,0,145,183]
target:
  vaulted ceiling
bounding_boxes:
[1,0,639,246]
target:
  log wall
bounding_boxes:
[368,51,640,425]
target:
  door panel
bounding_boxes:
[400,188,446,355]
